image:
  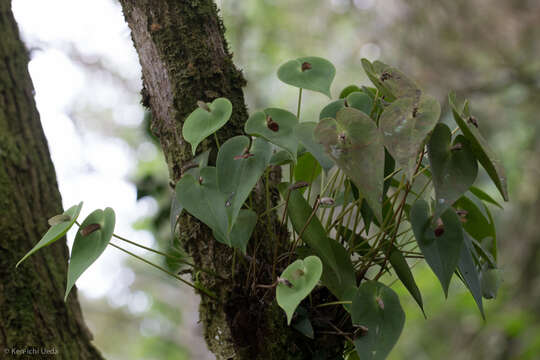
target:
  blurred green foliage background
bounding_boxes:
[16,0,540,359]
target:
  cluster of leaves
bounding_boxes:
[18,56,507,359]
[173,56,508,359]
[17,202,116,300]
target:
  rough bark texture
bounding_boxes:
[0,2,103,359]
[119,1,344,359]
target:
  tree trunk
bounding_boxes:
[119,1,344,359]
[0,2,103,359]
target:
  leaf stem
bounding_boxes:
[108,242,217,300]
[110,233,224,280]
[297,88,303,120]
[213,132,221,150]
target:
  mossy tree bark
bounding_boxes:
[0,2,103,359]
[119,1,344,359]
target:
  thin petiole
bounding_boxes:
[108,242,217,300]
[109,233,224,280]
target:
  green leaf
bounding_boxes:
[16,202,83,267]
[360,198,374,233]
[481,267,501,299]
[294,122,334,172]
[449,93,508,201]
[388,246,425,317]
[170,150,211,236]
[469,186,503,209]
[276,256,323,325]
[454,196,495,244]
[383,149,396,196]
[458,232,485,318]
[314,108,385,222]
[319,99,345,120]
[481,204,497,262]
[321,238,356,302]
[217,136,271,231]
[176,167,229,242]
[379,95,441,181]
[428,123,478,221]
[278,184,340,279]
[469,235,496,269]
[182,98,232,155]
[373,61,420,99]
[245,108,299,160]
[65,207,116,300]
[214,209,257,254]
[294,152,322,184]
[296,238,357,303]
[176,167,256,251]
[346,92,373,115]
[319,92,373,120]
[352,281,405,360]
[361,59,421,101]
[292,307,314,339]
[270,149,294,166]
[339,85,362,99]
[277,56,336,97]
[410,200,463,297]
[361,59,395,101]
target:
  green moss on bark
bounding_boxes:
[119,1,347,358]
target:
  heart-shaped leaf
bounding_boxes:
[458,232,485,318]
[339,85,363,99]
[17,202,84,267]
[65,207,115,300]
[410,200,463,297]
[388,246,425,316]
[296,238,357,303]
[361,59,394,101]
[176,167,228,240]
[351,281,405,360]
[276,255,323,325]
[213,209,257,254]
[319,92,373,120]
[449,93,508,201]
[245,108,298,160]
[314,107,385,222]
[361,59,421,101]
[277,56,335,97]
[379,95,441,181]
[176,167,255,251]
[217,136,271,231]
[428,123,478,221]
[294,122,334,173]
[339,85,362,98]
[182,98,232,155]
